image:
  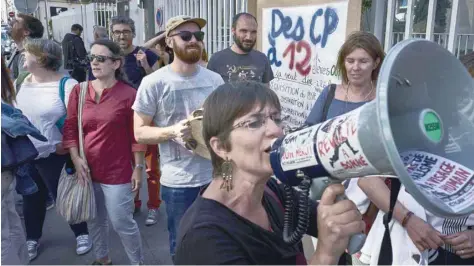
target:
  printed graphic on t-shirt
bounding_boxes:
[226,65,262,82]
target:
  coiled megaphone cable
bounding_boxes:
[282,175,311,245]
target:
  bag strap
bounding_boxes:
[15,72,30,94]
[321,84,336,122]
[59,76,69,104]
[55,76,70,131]
[78,81,88,162]
[377,178,401,265]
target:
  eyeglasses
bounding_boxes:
[88,54,118,63]
[112,30,132,37]
[233,114,283,131]
[169,31,205,42]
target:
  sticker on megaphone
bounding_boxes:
[400,150,474,213]
[316,108,378,179]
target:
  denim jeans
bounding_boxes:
[23,153,88,241]
[89,182,143,264]
[161,184,207,259]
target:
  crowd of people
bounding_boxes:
[1,10,474,266]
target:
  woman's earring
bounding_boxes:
[220,159,233,192]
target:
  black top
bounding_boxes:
[175,178,318,265]
[61,33,87,70]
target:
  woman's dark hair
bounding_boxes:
[336,31,385,84]
[90,39,129,83]
[1,57,16,104]
[202,81,281,176]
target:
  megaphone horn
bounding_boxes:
[270,39,474,253]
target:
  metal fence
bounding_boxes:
[154,0,248,56]
[392,32,474,57]
[382,0,474,58]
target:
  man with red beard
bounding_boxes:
[207,13,274,84]
[7,14,43,79]
[132,15,224,261]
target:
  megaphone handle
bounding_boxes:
[335,194,367,255]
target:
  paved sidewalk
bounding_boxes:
[29,181,172,265]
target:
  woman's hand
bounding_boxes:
[405,215,444,251]
[72,157,89,185]
[442,230,474,259]
[131,167,142,192]
[313,184,365,264]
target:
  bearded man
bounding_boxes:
[207,12,274,84]
[132,15,224,262]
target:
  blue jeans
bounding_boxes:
[161,184,206,259]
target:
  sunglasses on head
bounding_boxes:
[88,54,118,63]
[169,31,205,42]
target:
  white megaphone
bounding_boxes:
[270,39,474,254]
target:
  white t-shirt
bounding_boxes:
[133,65,224,188]
[15,76,78,159]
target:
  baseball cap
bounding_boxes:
[165,15,206,37]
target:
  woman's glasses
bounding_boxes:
[233,114,283,131]
[88,54,118,63]
[169,31,205,42]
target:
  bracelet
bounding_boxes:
[402,211,414,227]
[134,164,145,170]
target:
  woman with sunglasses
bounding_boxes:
[13,38,91,261]
[62,39,146,265]
[173,81,364,265]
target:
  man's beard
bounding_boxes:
[115,38,132,51]
[173,41,202,64]
[11,28,24,43]
[233,34,255,53]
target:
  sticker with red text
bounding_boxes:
[280,125,319,171]
[401,151,474,213]
[315,108,377,178]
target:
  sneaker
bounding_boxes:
[145,209,158,226]
[76,235,92,255]
[46,200,55,210]
[26,240,39,261]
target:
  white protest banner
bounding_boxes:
[261,1,349,128]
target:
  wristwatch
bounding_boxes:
[134,164,145,170]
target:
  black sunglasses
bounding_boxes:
[88,54,119,63]
[169,31,205,42]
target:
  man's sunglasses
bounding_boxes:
[88,54,119,63]
[169,31,205,42]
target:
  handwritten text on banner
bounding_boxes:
[262,2,349,127]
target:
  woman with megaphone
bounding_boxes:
[173,81,365,265]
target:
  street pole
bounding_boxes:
[44,0,50,38]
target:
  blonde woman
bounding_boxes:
[14,38,91,261]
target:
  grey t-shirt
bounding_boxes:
[7,48,26,79]
[132,65,225,188]
[207,48,274,83]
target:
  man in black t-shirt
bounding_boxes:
[207,13,274,84]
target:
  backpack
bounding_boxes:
[15,72,70,132]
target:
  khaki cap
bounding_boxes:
[165,15,206,37]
